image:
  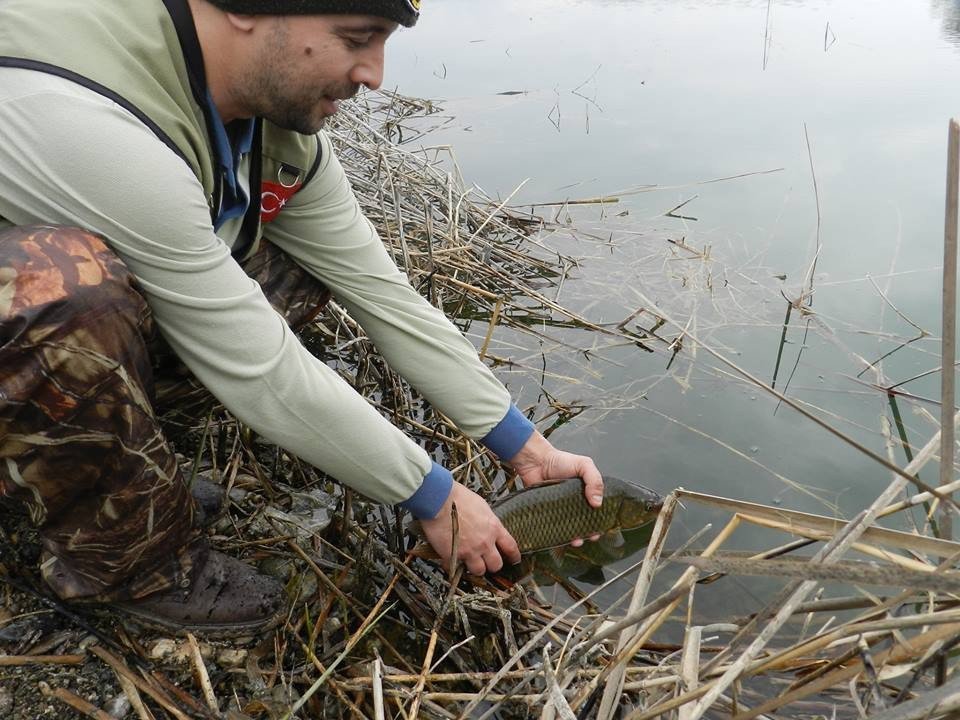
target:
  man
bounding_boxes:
[0,0,603,635]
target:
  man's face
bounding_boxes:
[242,14,398,134]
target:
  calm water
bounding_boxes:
[385,0,960,618]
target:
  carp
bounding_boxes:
[410,476,663,556]
[492,476,662,553]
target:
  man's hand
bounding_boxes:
[509,430,604,546]
[418,481,521,575]
[508,431,603,500]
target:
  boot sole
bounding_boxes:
[110,603,286,639]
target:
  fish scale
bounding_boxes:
[492,476,662,553]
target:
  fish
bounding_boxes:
[503,521,659,589]
[491,476,662,553]
[410,476,662,558]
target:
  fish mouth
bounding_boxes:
[638,488,664,512]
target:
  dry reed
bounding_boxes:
[3,92,960,720]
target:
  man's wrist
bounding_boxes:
[504,428,552,468]
[398,462,453,519]
[481,404,535,460]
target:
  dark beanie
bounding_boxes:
[208,0,419,27]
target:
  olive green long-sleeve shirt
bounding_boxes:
[0,69,533,514]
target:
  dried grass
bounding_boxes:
[3,92,960,720]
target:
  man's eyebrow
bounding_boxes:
[334,21,396,35]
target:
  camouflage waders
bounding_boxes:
[0,225,329,602]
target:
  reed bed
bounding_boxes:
[2,92,960,720]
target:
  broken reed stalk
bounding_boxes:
[40,683,115,720]
[184,632,218,714]
[940,118,959,544]
[593,492,678,719]
[0,654,85,665]
[371,657,386,720]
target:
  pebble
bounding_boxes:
[216,648,248,668]
[148,638,179,661]
[0,686,13,715]
[104,694,131,719]
[147,638,212,664]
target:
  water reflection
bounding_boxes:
[390,0,960,620]
[932,0,960,44]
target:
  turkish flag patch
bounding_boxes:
[260,180,302,224]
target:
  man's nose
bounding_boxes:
[351,46,385,91]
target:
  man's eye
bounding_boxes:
[344,34,373,49]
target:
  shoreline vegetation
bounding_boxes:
[2,91,960,720]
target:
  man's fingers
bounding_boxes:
[569,531,603,548]
[482,550,504,574]
[496,527,522,566]
[463,554,486,576]
[580,462,604,508]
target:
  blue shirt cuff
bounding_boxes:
[481,404,535,460]
[398,462,453,519]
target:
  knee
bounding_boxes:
[0,224,149,326]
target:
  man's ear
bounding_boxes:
[224,12,258,33]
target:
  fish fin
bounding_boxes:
[488,574,515,590]
[406,542,440,561]
[547,546,568,566]
[605,530,626,549]
[490,562,531,587]
[575,566,607,585]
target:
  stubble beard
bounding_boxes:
[242,22,360,135]
[246,70,360,135]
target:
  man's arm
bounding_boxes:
[264,131,519,440]
[418,429,604,574]
[0,71,440,509]
[265,142,605,569]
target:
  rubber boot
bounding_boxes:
[113,544,286,637]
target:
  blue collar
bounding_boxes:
[205,90,255,231]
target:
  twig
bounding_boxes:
[185,632,219,714]
[40,682,114,720]
[0,654,85,665]
[89,645,194,720]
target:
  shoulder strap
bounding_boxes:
[161,0,223,221]
[162,0,262,259]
